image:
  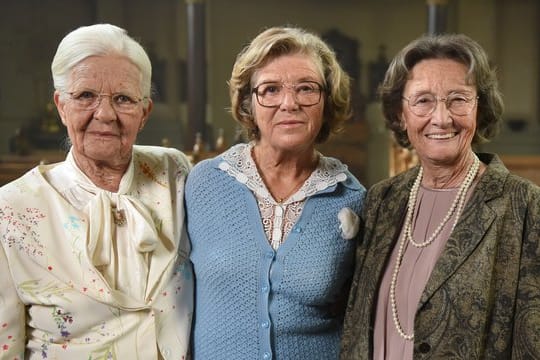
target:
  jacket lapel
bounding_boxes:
[364,169,417,291]
[419,153,507,307]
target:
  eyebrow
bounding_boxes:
[254,78,321,86]
[408,88,476,96]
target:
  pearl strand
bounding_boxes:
[405,155,480,248]
[390,154,480,341]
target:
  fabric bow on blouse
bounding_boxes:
[47,150,169,300]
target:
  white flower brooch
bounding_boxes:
[338,207,360,240]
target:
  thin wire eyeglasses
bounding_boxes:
[402,93,479,117]
[65,90,147,114]
[252,81,325,107]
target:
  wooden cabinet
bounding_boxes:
[316,121,368,184]
[499,155,540,185]
[0,151,65,186]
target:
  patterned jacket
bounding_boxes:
[340,153,540,359]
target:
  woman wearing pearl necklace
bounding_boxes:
[340,33,540,359]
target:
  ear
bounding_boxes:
[53,91,68,126]
[399,113,407,130]
[139,98,153,132]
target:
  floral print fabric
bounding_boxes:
[0,145,193,359]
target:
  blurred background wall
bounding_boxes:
[0,0,538,186]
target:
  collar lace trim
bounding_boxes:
[218,142,348,249]
[219,142,348,204]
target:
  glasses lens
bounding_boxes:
[295,82,322,106]
[68,91,142,113]
[407,93,476,116]
[69,90,98,109]
[254,82,322,107]
[255,83,281,107]
[408,94,436,116]
[447,94,474,116]
[111,94,142,113]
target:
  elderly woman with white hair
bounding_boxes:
[0,24,192,359]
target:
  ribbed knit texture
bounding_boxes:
[186,155,365,360]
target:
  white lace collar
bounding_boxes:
[218,142,348,204]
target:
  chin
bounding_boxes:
[427,154,461,166]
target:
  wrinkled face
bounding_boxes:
[251,53,324,152]
[401,58,477,168]
[54,55,152,167]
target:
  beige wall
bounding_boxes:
[0,0,538,163]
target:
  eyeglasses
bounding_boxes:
[65,90,147,114]
[402,93,478,117]
[252,81,324,107]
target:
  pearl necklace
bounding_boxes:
[390,155,480,341]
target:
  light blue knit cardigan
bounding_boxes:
[186,153,366,360]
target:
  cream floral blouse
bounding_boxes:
[0,145,193,359]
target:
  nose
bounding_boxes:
[430,98,452,126]
[94,95,117,120]
[279,86,300,110]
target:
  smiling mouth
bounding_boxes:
[426,132,457,140]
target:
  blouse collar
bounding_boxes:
[52,149,160,266]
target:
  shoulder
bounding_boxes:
[185,153,228,195]
[133,145,192,172]
[0,166,46,206]
[368,166,417,199]
[318,154,366,195]
[188,155,222,179]
[189,143,248,179]
[478,152,540,200]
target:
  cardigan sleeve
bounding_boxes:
[0,242,26,359]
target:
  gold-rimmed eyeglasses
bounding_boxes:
[402,93,479,117]
[65,90,147,114]
[252,81,324,107]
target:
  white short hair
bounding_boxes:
[51,23,152,97]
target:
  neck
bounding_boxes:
[252,143,318,178]
[73,153,129,192]
[252,143,318,202]
[420,152,477,189]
